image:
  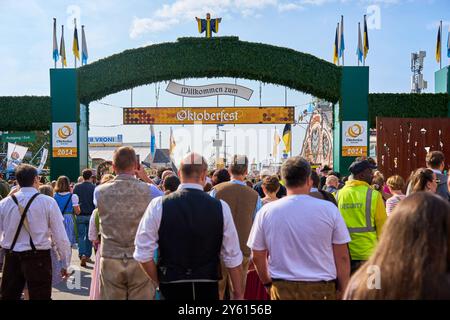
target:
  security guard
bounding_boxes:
[335,160,387,273]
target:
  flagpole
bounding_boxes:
[440,20,443,70]
[337,23,340,66]
[363,15,366,67]
[61,25,64,69]
[74,18,77,69]
[358,22,360,67]
[341,15,345,66]
[53,18,57,69]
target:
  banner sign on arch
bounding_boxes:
[52,122,77,158]
[166,81,253,100]
[342,121,368,157]
[123,107,294,125]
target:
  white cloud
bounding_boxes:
[130,17,179,38]
[129,0,278,38]
[128,0,406,37]
[278,2,304,12]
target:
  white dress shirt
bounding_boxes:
[0,187,72,267]
[88,210,99,242]
[134,183,243,269]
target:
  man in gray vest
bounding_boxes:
[96,146,159,300]
[134,152,244,300]
[210,155,262,299]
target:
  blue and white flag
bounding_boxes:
[447,26,450,58]
[357,22,364,63]
[53,18,59,63]
[339,15,345,58]
[150,125,156,158]
[81,25,88,65]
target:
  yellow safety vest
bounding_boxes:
[335,185,379,261]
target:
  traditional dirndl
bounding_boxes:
[63,213,77,246]
[50,244,67,286]
[89,244,101,300]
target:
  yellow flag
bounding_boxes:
[333,23,339,65]
[282,124,291,154]
[169,127,176,155]
[273,129,281,158]
[73,20,80,60]
[436,23,442,63]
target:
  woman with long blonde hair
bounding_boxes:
[344,192,450,299]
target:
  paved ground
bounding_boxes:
[52,249,94,300]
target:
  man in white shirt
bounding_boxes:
[247,156,351,300]
[134,152,244,300]
[0,164,71,300]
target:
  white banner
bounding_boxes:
[37,148,48,172]
[89,134,123,146]
[166,81,253,100]
[7,143,28,171]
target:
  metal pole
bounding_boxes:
[182,79,185,107]
[284,87,287,106]
[216,125,220,168]
[223,130,227,165]
[159,131,162,149]
[233,79,237,107]
[341,15,345,66]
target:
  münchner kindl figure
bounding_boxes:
[196,13,221,38]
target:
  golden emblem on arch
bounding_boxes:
[57,125,73,139]
[347,123,363,138]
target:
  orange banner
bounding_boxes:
[53,147,77,158]
[342,146,367,157]
[123,107,295,125]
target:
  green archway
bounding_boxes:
[2,36,448,181]
[78,37,341,105]
[48,36,356,181]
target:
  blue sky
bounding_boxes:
[1,0,449,165]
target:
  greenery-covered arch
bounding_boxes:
[78,36,341,105]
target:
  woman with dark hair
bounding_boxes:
[54,176,81,248]
[211,168,231,186]
[409,168,438,194]
[344,192,450,299]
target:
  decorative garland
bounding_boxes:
[368,93,450,128]
[0,96,51,131]
[77,36,342,104]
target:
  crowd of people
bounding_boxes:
[0,147,449,300]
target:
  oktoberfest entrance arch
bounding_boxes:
[51,36,369,180]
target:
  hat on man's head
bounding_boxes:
[348,160,377,175]
[320,165,332,173]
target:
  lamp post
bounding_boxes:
[220,129,230,166]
